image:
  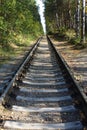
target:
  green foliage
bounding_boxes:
[69,37,81,45]
[0,0,43,49]
[65,29,76,40]
[45,0,76,34]
[57,27,66,37]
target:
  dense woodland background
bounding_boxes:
[0,0,43,53]
[45,0,87,45]
[0,0,87,57]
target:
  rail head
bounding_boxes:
[47,36,87,117]
[0,37,42,105]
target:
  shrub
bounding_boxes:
[69,37,81,45]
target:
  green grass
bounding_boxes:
[0,33,37,66]
[52,28,87,49]
[65,29,76,40]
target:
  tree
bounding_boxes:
[45,0,76,34]
[0,0,43,46]
[45,0,86,45]
[81,0,86,43]
[76,0,81,37]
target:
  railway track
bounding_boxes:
[0,36,87,129]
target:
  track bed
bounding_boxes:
[0,37,86,130]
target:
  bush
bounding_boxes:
[65,29,75,40]
[57,27,66,38]
[69,37,81,45]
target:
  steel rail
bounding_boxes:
[0,36,87,129]
[47,36,87,117]
[0,37,42,105]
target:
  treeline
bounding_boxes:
[45,0,86,44]
[0,0,43,47]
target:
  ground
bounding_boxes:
[51,38,87,95]
[0,37,87,129]
[0,42,34,85]
[0,42,34,125]
[0,37,87,95]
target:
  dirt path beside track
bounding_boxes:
[52,38,87,95]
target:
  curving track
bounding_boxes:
[0,36,87,129]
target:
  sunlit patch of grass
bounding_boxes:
[13,33,36,47]
[68,32,87,48]
[65,29,76,40]
[0,33,36,67]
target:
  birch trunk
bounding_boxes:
[81,0,86,43]
[77,0,80,37]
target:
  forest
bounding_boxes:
[0,0,43,53]
[45,0,87,45]
[0,0,87,54]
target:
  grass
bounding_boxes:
[0,33,37,66]
[52,28,87,49]
[65,29,76,40]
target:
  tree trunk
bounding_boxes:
[76,0,80,37]
[81,0,86,43]
[55,0,59,28]
[68,0,72,28]
[55,12,59,28]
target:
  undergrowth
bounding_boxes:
[0,33,38,66]
[52,28,87,48]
